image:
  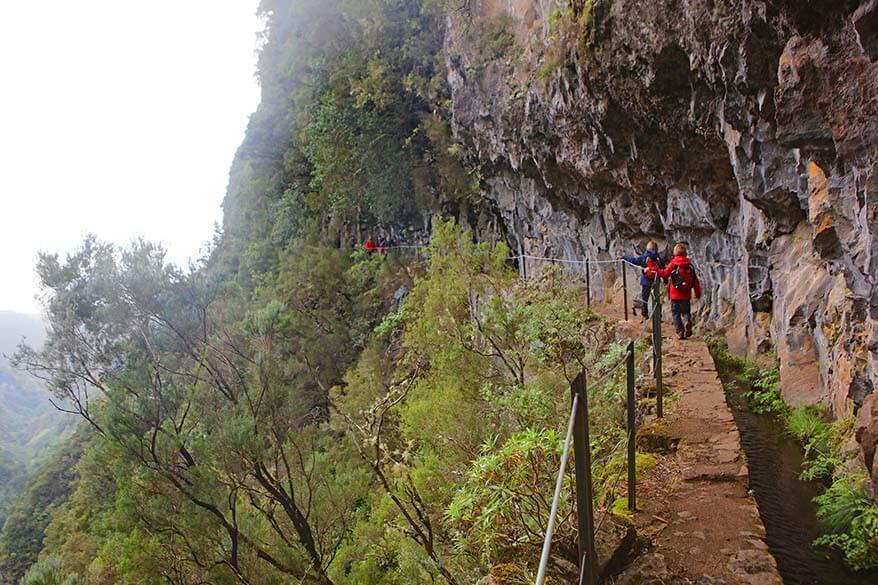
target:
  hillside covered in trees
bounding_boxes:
[0,312,74,532]
[2,2,620,583]
[2,0,877,583]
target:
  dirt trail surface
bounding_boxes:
[602,306,782,585]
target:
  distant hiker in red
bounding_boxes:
[657,243,701,340]
[620,240,664,320]
[364,236,377,254]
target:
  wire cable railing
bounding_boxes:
[378,242,741,327]
[535,281,669,585]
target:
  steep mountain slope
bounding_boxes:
[3,1,877,583]
[0,312,73,529]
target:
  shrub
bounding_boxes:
[744,365,786,416]
[537,56,561,86]
[21,556,80,585]
[477,13,515,63]
[784,405,847,481]
[814,477,878,570]
[447,429,570,564]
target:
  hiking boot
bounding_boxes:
[685,323,693,338]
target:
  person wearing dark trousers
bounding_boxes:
[657,243,702,339]
[620,241,663,320]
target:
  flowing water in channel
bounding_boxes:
[711,355,878,585]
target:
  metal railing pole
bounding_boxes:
[621,260,629,321]
[653,278,664,419]
[535,395,580,585]
[571,373,597,584]
[651,279,658,375]
[586,260,591,308]
[626,342,637,512]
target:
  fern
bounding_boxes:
[743,366,786,416]
[814,477,878,570]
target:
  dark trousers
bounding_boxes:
[670,300,692,334]
[639,284,654,318]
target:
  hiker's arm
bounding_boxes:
[657,265,671,279]
[621,253,646,266]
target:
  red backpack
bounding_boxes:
[670,263,695,294]
[644,256,661,280]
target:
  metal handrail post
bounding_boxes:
[535,395,580,585]
[586,260,591,308]
[626,342,637,511]
[571,373,597,584]
[653,278,664,418]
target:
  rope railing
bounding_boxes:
[380,243,744,325]
[381,242,741,270]
[588,349,633,389]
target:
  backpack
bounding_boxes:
[644,256,661,280]
[670,264,695,293]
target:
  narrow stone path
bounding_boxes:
[598,303,782,584]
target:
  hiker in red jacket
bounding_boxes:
[657,243,701,340]
[364,236,377,254]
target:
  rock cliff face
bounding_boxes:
[443,0,878,484]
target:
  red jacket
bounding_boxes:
[657,255,701,301]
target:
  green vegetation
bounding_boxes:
[814,477,878,570]
[744,366,786,417]
[537,57,562,87]
[2,1,463,579]
[1,212,639,584]
[785,405,852,482]
[21,556,81,585]
[219,0,460,280]
[0,427,89,582]
[333,219,631,582]
[707,336,878,570]
[478,13,515,62]
[0,312,76,529]
[704,336,785,416]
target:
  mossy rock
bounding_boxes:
[611,496,635,523]
[637,423,680,454]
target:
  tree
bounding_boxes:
[332,219,616,580]
[13,237,375,584]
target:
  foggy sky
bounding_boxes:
[0,1,262,314]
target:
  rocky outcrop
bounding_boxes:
[856,393,878,495]
[443,0,877,482]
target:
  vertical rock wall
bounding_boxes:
[443,0,878,484]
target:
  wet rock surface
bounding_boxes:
[444,0,878,485]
